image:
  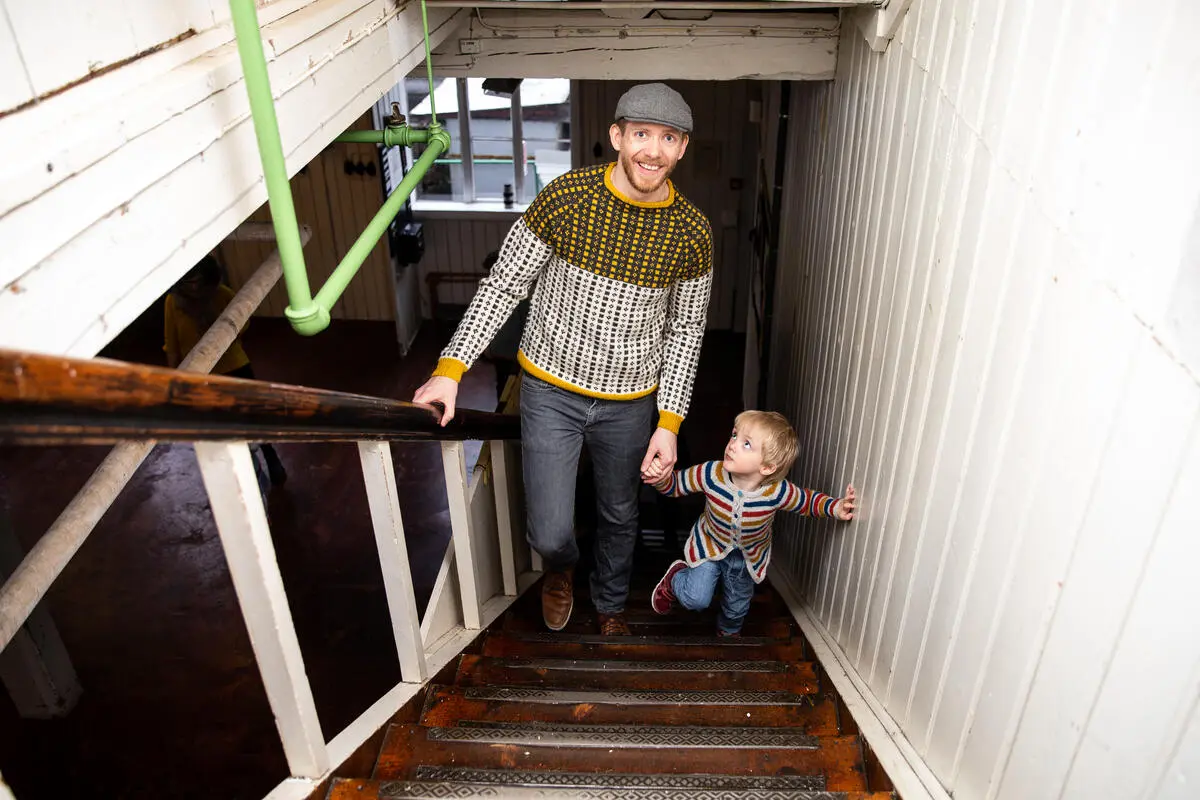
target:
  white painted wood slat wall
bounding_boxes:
[767,3,1200,799]
[0,0,462,357]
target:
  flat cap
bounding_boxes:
[614,83,693,134]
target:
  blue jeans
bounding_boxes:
[672,549,756,634]
[520,372,655,614]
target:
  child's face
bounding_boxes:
[723,423,773,480]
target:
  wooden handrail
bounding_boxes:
[0,349,519,445]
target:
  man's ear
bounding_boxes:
[677,132,690,160]
[609,123,623,152]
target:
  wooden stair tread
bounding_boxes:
[456,654,820,693]
[502,610,795,640]
[373,724,869,790]
[328,777,892,800]
[419,684,840,731]
[330,777,893,799]
[481,632,806,661]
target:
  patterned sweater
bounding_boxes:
[653,461,838,583]
[433,163,713,433]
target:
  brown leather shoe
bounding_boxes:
[541,570,574,631]
[598,612,630,636]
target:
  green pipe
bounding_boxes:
[335,127,436,148]
[229,0,448,336]
[314,127,449,312]
[229,0,316,322]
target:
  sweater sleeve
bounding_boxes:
[651,461,713,498]
[779,481,838,517]
[434,172,581,381]
[433,220,554,380]
[655,219,713,433]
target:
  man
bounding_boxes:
[413,83,713,635]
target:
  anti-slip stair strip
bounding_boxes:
[504,631,778,646]
[381,782,859,799]
[460,686,814,705]
[497,658,789,673]
[427,722,820,749]
[408,767,826,791]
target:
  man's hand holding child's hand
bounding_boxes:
[834,484,857,521]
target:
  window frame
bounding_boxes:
[399,77,573,213]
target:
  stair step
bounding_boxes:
[330,777,895,799]
[373,724,869,790]
[456,654,819,693]
[426,721,821,749]
[408,766,825,791]
[419,685,840,731]
[482,632,805,661]
[503,610,795,640]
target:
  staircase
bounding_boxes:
[327,567,897,800]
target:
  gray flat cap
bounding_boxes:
[614,83,693,134]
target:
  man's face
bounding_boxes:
[609,121,689,197]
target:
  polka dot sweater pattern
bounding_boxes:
[435,163,713,432]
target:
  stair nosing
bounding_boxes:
[489,657,792,673]
[406,766,827,790]
[454,685,818,706]
[426,721,821,749]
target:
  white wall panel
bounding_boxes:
[770,2,1200,798]
[0,0,463,356]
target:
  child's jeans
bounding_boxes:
[671,549,756,635]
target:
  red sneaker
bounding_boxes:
[652,560,687,615]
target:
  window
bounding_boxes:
[399,76,572,208]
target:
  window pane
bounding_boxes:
[467,78,514,201]
[405,75,463,200]
[520,79,572,203]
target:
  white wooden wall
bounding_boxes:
[769,3,1200,800]
[0,0,462,356]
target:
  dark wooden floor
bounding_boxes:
[0,313,746,800]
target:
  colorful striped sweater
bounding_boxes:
[433,163,713,434]
[653,460,838,583]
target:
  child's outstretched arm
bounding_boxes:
[781,482,857,521]
[645,461,711,498]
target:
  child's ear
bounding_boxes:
[760,463,776,478]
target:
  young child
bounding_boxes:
[644,410,856,636]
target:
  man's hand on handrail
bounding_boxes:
[412,376,459,426]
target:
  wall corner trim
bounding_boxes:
[770,570,953,800]
[853,0,916,53]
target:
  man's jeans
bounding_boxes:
[520,372,654,615]
[672,549,756,634]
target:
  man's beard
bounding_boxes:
[619,150,675,196]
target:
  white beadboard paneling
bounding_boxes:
[0,6,33,111]
[1058,420,1200,800]
[0,0,463,356]
[1156,693,1200,800]
[6,0,225,97]
[770,1,1200,798]
[997,334,1200,800]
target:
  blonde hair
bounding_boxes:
[734,410,799,482]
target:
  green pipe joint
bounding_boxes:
[335,123,447,149]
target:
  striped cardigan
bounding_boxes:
[653,461,838,583]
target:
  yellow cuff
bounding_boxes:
[432,357,467,382]
[657,411,683,435]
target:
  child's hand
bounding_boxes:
[834,484,857,521]
[642,456,666,484]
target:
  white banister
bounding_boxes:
[357,441,429,683]
[441,441,482,629]
[490,440,518,595]
[0,226,311,651]
[193,441,329,778]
